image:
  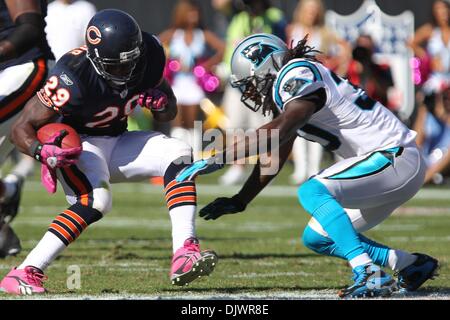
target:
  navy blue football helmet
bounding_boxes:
[85,9,145,87]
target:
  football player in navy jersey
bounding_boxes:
[0,0,54,258]
[0,9,217,295]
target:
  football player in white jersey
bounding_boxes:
[176,34,439,298]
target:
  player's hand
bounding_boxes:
[138,88,168,112]
[199,195,247,220]
[38,130,82,168]
[41,164,57,194]
[175,158,224,182]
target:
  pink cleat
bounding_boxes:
[0,266,47,295]
[170,237,218,286]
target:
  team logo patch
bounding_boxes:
[86,26,102,45]
[241,42,278,68]
[282,77,311,95]
[60,73,73,86]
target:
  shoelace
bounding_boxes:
[26,269,48,286]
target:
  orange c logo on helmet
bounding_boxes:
[87,26,102,45]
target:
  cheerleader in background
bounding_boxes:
[159,0,225,157]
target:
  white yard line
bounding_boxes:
[393,207,450,215]
[229,271,312,278]
[23,181,450,200]
[12,216,297,232]
[3,290,449,300]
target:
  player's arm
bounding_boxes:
[139,78,177,122]
[10,95,59,156]
[219,89,323,163]
[0,0,46,62]
[237,136,295,204]
[197,89,324,220]
[199,136,295,220]
[154,78,177,121]
[176,89,325,182]
[176,59,327,184]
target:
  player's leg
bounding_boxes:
[0,59,48,258]
[314,145,438,292]
[298,146,426,297]
[302,199,420,268]
[109,131,217,285]
[298,177,394,298]
[343,205,438,292]
[303,224,391,264]
[0,136,114,295]
[303,213,438,292]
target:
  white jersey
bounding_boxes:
[272,58,416,158]
[45,0,96,61]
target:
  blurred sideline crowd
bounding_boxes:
[11,0,450,187]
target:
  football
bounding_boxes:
[37,123,81,149]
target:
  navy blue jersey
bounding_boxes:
[0,0,53,70]
[36,32,166,136]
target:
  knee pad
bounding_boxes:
[91,187,112,215]
[298,179,333,214]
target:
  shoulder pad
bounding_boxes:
[273,59,325,111]
[36,57,84,114]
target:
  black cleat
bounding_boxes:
[396,253,439,292]
[0,175,24,224]
[0,223,21,258]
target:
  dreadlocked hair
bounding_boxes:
[283,35,322,65]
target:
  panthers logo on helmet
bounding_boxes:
[241,43,279,68]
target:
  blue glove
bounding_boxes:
[176,159,224,182]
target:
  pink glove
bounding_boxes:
[35,130,82,194]
[38,131,82,169]
[138,88,168,112]
[41,164,57,194]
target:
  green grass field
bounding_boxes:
[1,164,449,299]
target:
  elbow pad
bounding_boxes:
[7,12,46,56]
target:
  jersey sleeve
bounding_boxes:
[142,32,166,88]
[272,60,326,111]
[36,57,84,116]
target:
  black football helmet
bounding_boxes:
[85,9,145,87]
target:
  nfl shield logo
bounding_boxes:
[325,0,415,121]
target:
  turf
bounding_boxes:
[1,163,449,299]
